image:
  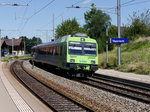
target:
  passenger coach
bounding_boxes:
[31,33,98,77]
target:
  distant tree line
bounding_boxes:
[55,3,150,53]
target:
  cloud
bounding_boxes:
[83,0,92,4]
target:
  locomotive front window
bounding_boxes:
[69,42,82,55]
[84,43,96,56]
[68,42,96,56]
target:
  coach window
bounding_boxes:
[58,46,60,56]
[56,46,60,56]
[53,47,55,56]
[46,47,48,54]
[60,46,62,55]
[50,47,51,55]
[49,47,51,55]
[55,46,58,56]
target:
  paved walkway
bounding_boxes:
[0,62,53,112]
[96,68,150,84]
[0,72,19,112]
[0,62,33,112]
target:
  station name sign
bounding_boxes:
[110,38,129,44]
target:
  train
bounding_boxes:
[31,33,99,77]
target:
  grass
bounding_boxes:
[98,37,150,75]
[2,55,32,62]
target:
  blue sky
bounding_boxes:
[0,0,150,42]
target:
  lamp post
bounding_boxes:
[0,3,28,62]
[104,24,109,67]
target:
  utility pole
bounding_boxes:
[24,40,26,55]
[0,3,28,62]
[117,0,121,66]
[12,38,14,55]
[52,14,55,39]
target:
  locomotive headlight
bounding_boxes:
[91,61,95,64]
[80,38,85,41]
[70,59,75,63]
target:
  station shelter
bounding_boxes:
[1,38,24,56]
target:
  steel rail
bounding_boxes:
[94,74,150,91]
[11,61,94,112]
[75,75,150,104]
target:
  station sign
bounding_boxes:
[4,51,8,54]
[110,38,129,44]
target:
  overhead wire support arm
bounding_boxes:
[0,3,29,6]
[66,6,115,9]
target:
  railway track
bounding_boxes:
[10,61,94,112]
[28,62,150,104]
[74,74,150,104]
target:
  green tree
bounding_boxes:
[109,25,118,38]
[55,18,85,39]
[20,36,42,53]
[32,36,42,45]
[84,4,111,52]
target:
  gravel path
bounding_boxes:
[23,61,150,112]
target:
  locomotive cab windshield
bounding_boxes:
[68,41,96,56]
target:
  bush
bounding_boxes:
[98,53,117,68]
[122,10,150,40]
[118,62,150,75]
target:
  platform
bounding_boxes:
[96,68,150,84]
[0,62,52,112]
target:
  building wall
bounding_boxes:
[12,50,24,55]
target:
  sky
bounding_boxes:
[0,0,150,42]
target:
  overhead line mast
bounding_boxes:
[117,0,121,66]
[0,3,28,62]
[66,2,121,66]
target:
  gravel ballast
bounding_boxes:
[23,61,150,112]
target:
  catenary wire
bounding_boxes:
[17,0,33,36]
[122,0,150,7]
[20,0,56,31]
